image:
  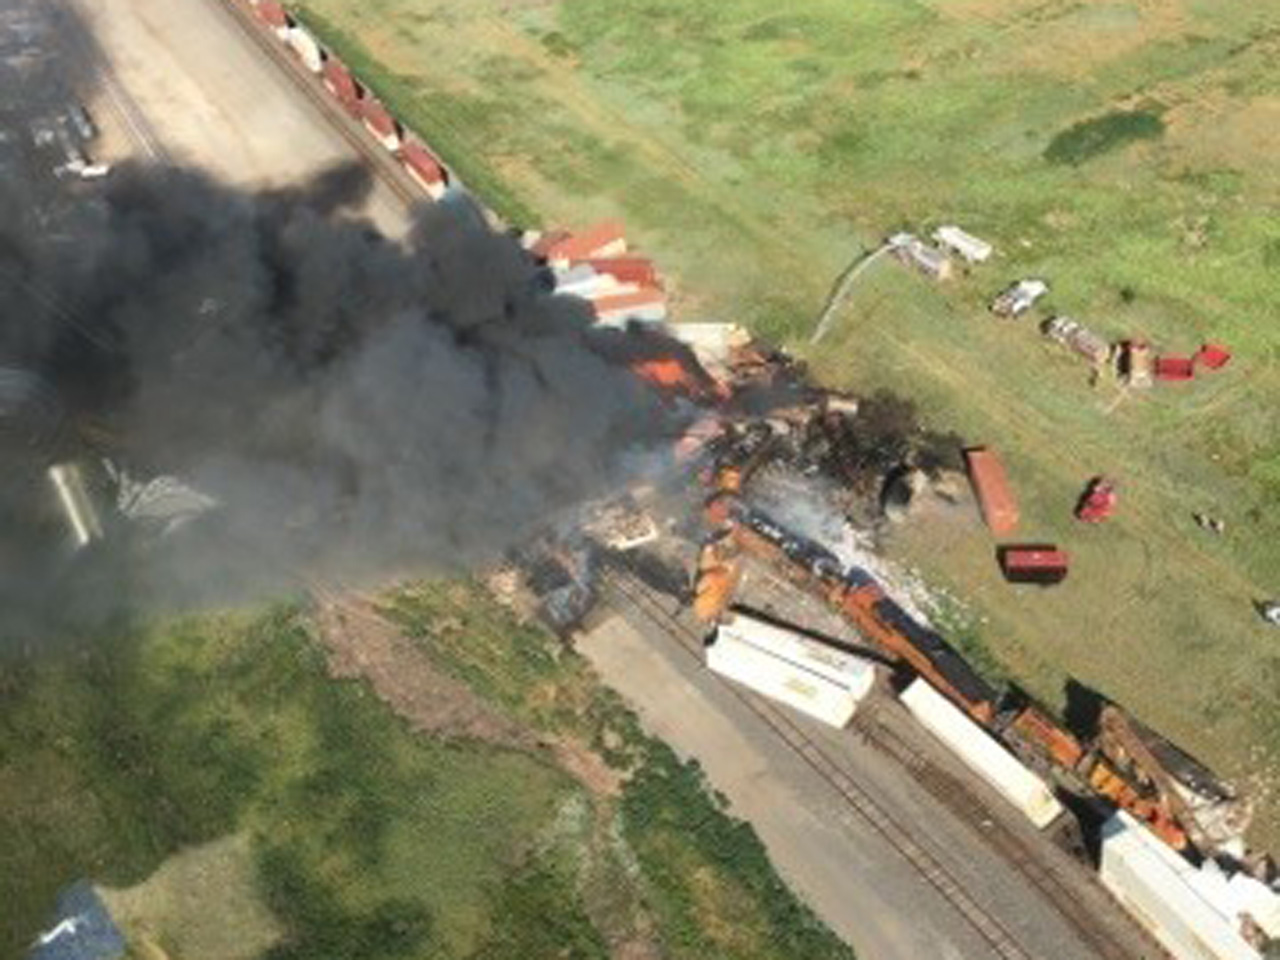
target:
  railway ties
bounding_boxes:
[855,711,1139,960]
[597,566,1037,960]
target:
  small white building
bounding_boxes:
[708,611,877,728]
[933,225,993,264]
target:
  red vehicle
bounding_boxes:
[1076,476,1117,523]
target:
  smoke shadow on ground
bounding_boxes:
[0,157,692,644]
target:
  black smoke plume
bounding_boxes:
[0,159,687,634]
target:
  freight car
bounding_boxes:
[709,489,1197,847]
[710,496,1001,725]
[837,567,999,724]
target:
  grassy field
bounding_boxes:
[287,0,1280,844]
[0,586,851,959]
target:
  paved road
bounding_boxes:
[70,0,410,237]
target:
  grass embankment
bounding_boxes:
[1,584,852,959]
[288,0,1280,844]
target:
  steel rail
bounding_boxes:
[598,564,1037,960]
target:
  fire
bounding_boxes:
[630,356,730,404]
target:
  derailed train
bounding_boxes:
[702,482,1207,853]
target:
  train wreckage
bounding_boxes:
[505,320,1277,959]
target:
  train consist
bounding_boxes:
[701,463,1232,851]
[694,447,1280,956]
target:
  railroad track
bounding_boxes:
[598,562,1150,960]
[853,708,1150,960]
[215,0,423,210]
[57,0,172,165]
[598,564,1036,960]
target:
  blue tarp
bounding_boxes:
[28,881,126,960]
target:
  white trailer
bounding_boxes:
[900,678,1064,829]
[1100,811,1262,960]
[708,614,877,728]
[286,25,323,74]
[933,225,993,264]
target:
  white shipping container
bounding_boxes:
[1100,812,1260,960]
[718,611,876,698]
[287,26,323,73]
[707,633,860,728]
[900,678,1064,829]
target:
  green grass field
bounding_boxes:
[288,0,1280,844]
[0,586,852,959]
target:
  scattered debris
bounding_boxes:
[1042,316,1112,366]
[580,497,659,552]
[1194,513,1227,536]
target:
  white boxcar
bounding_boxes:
[707,633,858,728]
[706,625,874,729]
[718,611,876,695]
[1100,811,1260,960]
[900,678,1064,829]
[286,26,323,74]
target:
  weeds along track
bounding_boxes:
[598,562,1155,960]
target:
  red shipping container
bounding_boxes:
[1000,546,1069,585]
[545,221,627,264]
[323,57,359,107]
[583,257,659,287]
[1155,356,1195,381]
[965,447,1019,535]
[399,141,447,196]
[1196,343,1232,370]
[256,0,287,28]
[360,97,399,143]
